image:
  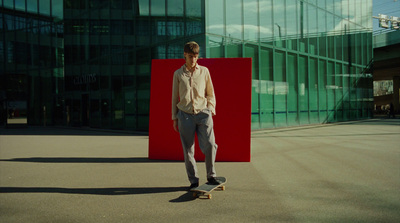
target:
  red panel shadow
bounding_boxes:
[149,58,252,162]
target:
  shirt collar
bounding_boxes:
[183,63,199,72]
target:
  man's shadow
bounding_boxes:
[0,186,195,202]
[0,157,196,202]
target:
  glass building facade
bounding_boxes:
[0,0,64,126]
[1,0,373,131]
[206,0,373,129]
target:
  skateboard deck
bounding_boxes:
[190,177,227,199]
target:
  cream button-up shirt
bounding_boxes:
[172,63,216,120]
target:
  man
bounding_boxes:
[171,41,220,189]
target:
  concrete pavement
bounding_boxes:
[0,119,399,222]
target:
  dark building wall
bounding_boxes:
[0,3,64,127]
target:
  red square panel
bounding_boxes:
[149,58,252,162]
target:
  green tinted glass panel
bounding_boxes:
[287,53,298,125]
[168,0,183,16]
[226,0,242,40]
[319,60,327,121]
[246,44,260,129]
[309,57,318,123]
[327,61,335,122]
[299,56,309,125]
[207,0,224,36]
[274,50,286,127]
[260,47,273,128]
[244,0,258,42]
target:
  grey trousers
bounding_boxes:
[177,109,218,184]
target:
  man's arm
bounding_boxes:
[172,72,179,131]
[205,69,216,116]
[173,119,179,132]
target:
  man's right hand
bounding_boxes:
[173,119,179,132]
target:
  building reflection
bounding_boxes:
[1,0,374,130]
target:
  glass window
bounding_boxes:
[52,0,63,20]
[287,53,298,125]
[260,47,273,128]
[111,0,124,9]
[319,60,327,120]
[39,0,51,16]
[260,0,273,45]
[327,61,335,122]
[207,36,224,58]
[286,0,298,50]
[226,0,242,40]
[89,0,109,9]
[167,21,184,40]
[167,41,184,59]
[273,0,285,48]
[245,43,259,79]
[101,97,111,127]
[138,0,149,16]
[15,0,26,11]
[326,0,334,13]
[309,57,318,123]
[335,63,343,121]
[168,0,183,16]
[328,36,334,59]
[308,4,317,54]
[318,0,326,9]
[308,0,317,5]
[206,0,224,36]
[151,0,165,16]
[342,0,349,20]
[186,19,202,36]
[318,9,327,57]
[136,19,150,47]
[246,43,260,129]
[3,0,13,9]
[334,0,342,17]
[299,55,309,124]
[226,40,242,58]
[4,14,14,31]
[186,0,203,36]
[274,50,287,127]
[244,0,258,42]
[186,0,202,17]
[124,89,137,130]
[152,45,166,59]
[7,41,14,63]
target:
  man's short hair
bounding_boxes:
[184,41,200,55]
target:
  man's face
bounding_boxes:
[184,52,199,68]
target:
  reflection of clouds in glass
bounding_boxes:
[243,0,283,13]
[209,0,372,39]
[328,17,372,35]
[208,24,273,39]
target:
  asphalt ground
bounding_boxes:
[0,119,399,223]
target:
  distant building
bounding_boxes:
[1,0,374,130]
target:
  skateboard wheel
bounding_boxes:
[207,194,212,199]
[221,186,225,191]
[192,192,197,198]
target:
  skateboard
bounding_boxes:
[190,177,227,199]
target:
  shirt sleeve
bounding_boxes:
[205,68,216,116]
[171,72,179,120]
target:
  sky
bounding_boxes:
[373,0,400,32]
